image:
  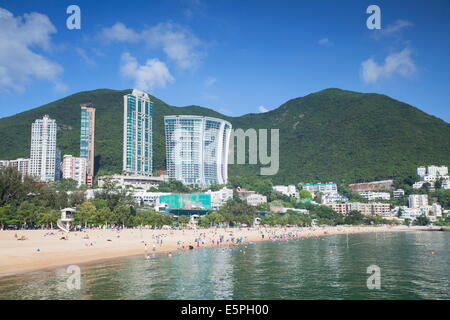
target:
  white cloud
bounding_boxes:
[318,38,333,46]
[204,76,217,86]
[372,19,413,39]
[75,48,95,66]
[0,8,64,92]
[203,93,218,101]
[142,22,203,69]
[101,22,140,42]
[120,52,174,92]
[361,48,416,84]
[258,105,269,113]
[100,22,203,69]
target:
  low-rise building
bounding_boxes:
[131,191,172,207]
[236,188,255,200]
[359,191,391,201]
[286,208,309,215]
[412,181,435,189]
[417,165,449,182]
[321,195,349,204]
[430,203,442,217]
[0,158,30,177]
[302,182,338,195]
[442,180,450,190]
[371,203,392,216]
[393,189,405,198]
[206,187,234,210]
[272,185,299,198]
[246,194,267,206]
[347,202,373,215]
[328,202,349,215]
[327,202,391,216]
[97,174,164,190]
[393,206,421,221]
[409,194,428,208]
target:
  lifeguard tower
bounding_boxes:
[253,217,261,227]
[57,208,76,233]
[188,214,200,229]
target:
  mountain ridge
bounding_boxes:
[1,88,449,184]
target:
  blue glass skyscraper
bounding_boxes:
[80,104,95,187]
[123,89,153,176]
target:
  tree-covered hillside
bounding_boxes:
[0,88,449,184]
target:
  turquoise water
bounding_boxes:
[0,231,448,299]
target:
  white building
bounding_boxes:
[206,187,233,210]
[427,165,448,177]
[413,181,435,189]
[430,203,442,217]
[328,202,391,216]
[29,115,58,182]
[302,182,338,195]
[417,165,449,182]
[246,194,267,206]
[409,194,428,208]
[272,185,299,198]
[123,89,153,176]
[61,155,86,186]
[393,206,421,221]
[0,158,30,177]
[321,195,349,204]
[417,167,426,177]
[442,180,450,190]
[131,191,172,207]
[393,189,405,198]
[395,203,442,220]
[359,191,391,201]
[97,174,164,189]
[164,115,232,187]
[286,208,309,215]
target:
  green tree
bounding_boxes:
[178,215,190,226]
[37,209,59,229]
[206,212,225,226]
[16,201,37,227]
[114,205,132,227]
[219,199,256,226]
[95,179,134,210]
[344,210,365,225]
[255,202,270,211]
[310,205,344,225]
[76,201,96,228]
[96,207,113,228]
[397,207,404,218]
[49,178,78,192]
[69,191,86,207]
[299,190,312,200]
[0,205,11,229]
[414,214,430,226]
[0,167,35,206]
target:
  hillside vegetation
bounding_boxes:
[1,88,449,184]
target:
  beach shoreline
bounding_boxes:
[0,225,426,278]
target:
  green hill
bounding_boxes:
[0,88,449,184]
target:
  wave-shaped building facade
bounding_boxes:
[164,115,232,187]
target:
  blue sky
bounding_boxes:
[0,0,449,122]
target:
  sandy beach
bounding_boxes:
[0,225,418,277]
